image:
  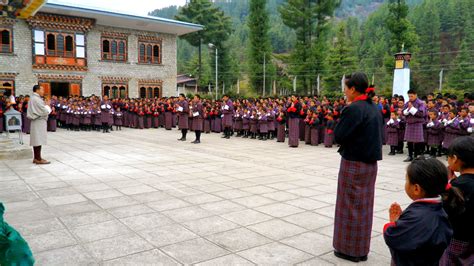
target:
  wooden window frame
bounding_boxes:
[0,27,13,54]
[102,83,128,99]
[0,80,14,97]
[101,37,127,62]
[45,31,76,58]
[139,86,161,99]
[138,41,161,65]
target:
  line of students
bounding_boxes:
[1,92,473,152]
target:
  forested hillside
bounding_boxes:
[150,0,473,97]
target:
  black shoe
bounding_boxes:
[396,150,404,154]
[225,135,230,139]
[388,152,396,156]
[178,138,185,141]
[334,251,367,263]
[403,156,413,162]
[191,140,200,144]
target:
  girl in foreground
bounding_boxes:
[383,157,461,265]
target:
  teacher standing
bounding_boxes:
[27,85,51,164]
[333,72,382,262]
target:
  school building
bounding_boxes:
[0,1,202,98]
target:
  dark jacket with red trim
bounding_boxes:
[383,200,452,266]
[334,98,383,163]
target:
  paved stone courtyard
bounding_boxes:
[0,128,415,265]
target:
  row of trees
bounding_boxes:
[150,0,473,97]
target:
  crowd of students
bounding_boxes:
[1,90,473,154]
[0,88,473,265]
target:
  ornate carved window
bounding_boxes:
[138,37,162,65]
[0,80,14,97]
[27,13,93,71]
[100,76,130,99]
[45,32,76,57]
[138,79,162,98]
[101,36,127,62]
[101,32,128,62]
[0,28,13,54]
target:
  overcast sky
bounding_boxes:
[49,0,187,16]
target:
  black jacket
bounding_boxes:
[334,99,383,163]
[445,173,474,242]
[384,201,452,266]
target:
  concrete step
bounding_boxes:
[0,137,31,160]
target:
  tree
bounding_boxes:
[449,39,474,90]
[325,22,357,90]
[247,0,275,94]
[184,51,212,87]
[279,0,341,94]
[385,0,419,53]
[175,0,232,86]
[411,1,441,93]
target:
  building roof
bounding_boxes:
[177,74,197,85]
[40,1,203,36]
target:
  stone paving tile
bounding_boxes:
[195,254,256,266]
[146,198,191,212]
[161,237,229,264]
[71,220,132,243]
[107,204,155,219]
[103,249,180,265]
[281,231,334,256]
[34,245,97,266]
[137,223,199,247]
[247,219,307,240]
[25,229,77,253]
[60,210,115,228]
[199,200,247,215]
[0,127,418,265]
[282,211,334,230]
[120,212,174,231]
[220,209,273,226]
[231,195,276,208]
[206,227,272,252]
[182,215,240,236]
[162,205,214,223]
[83,233,153,261]
[297,257,335,265]
[82,189,123,200]
[12,218,64,236]
[237,242,313,265]
[92,195,140,209]
[254,202,306,218]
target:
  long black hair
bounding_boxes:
[407,157,465,215]
[344,72,375,101]
[447,136,474,170]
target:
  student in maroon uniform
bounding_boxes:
[426,109,443,158]
[221,95,234,139]
[176,93,189,141]
[276,106,286,143]
[114,107,123,131]
[191,94,204,144]
[333,72,383,262]
[309,111,319,146]
[403,89,427,162]
[386,112,401,155]
[286,95,301,148]
[383,157,456,266]
[441,137,474,265]
[324,113,335,148]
